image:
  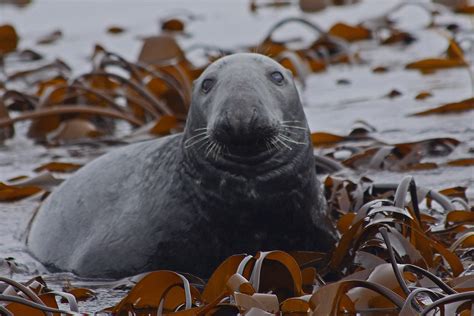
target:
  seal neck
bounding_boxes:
[181,139,319,217]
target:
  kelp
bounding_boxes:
[0,2,473,315]
[1,177,472,315]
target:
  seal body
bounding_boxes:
[27,53,337,278]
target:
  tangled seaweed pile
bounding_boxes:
[0,0,473,315]
[1,177,473,315]
[0,2,473,146]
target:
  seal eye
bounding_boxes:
[201,78,215,93]
[270,71,284,84]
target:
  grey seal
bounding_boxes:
[27,53,337,278]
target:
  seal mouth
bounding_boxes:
[185,122,309,164]
[220,138,279,164]
[211,125,280,163]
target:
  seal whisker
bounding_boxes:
[270,136,283,150]
[269,138,277,150]
[267,136,279,151]
[278,126,302,136]
[280,134,308,145]
[210,142,219,160]
[184,135,210,148]
[214,143,224,160]
[184,131,209,144]
[212,144,221,160]
[204,141,213,157]
[268,136,277,149]
[205,141,218,158]
[281,120,302,124]
[185,137,207,149]
[280,124,308,131]
[276,136,293,150]
[197,138,211,151]
[276,140,284,150]
[212,142,220,159]
[194,127,209,132]
[283,129,301,136]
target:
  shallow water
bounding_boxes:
[1,0,474,313]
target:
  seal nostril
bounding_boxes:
[213,104,277,150]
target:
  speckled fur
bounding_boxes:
[27,54,336,278]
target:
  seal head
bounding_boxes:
[184,53,309,169]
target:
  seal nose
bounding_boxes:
[213,100,276,148]
[222,107,257,142]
